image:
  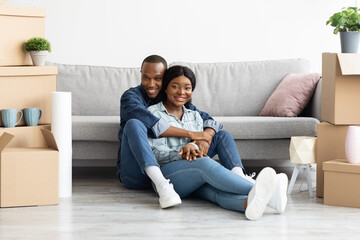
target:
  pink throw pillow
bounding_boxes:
[259,73,321,117]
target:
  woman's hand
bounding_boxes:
[179,143,200,161]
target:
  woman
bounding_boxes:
[147,65,286,221]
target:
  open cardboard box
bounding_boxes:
[323,159,360,208]
[0,127,59,207]
[322,53,360,124]
[0,66,57,127]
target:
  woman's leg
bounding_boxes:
[193,184,247,212]
[160,157,253,198]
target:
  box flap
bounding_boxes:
[0,132,14,152]
[337,54,360,75]
[41,129,58,151]
[323,159,360,174]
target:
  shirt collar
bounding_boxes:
[159,101,191,114]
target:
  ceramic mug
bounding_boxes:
[24,107,42,126]
[1,109,23,128]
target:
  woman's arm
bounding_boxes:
[160,126,213,143]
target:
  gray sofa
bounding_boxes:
[52,58,320,168]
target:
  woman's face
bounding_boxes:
[165,75,193,108]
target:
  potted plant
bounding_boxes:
[23,37,51,66]
[326,6,360,53]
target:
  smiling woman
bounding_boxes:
[146,65,288,221]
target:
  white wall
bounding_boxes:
[7,0,354,71]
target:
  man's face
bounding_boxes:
[141,62,165,99]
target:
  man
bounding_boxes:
[117,55,287,213]
[116,55,224,208]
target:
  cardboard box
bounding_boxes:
[322,53,360,124]
[315,122,360,197]
[0,125,51,147]
[0,66,57,127]
[0,128,58,207]
[0,6,46,66]
[323,159,360,208]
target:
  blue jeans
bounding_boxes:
[160,158,253,212]
[118,119,160,189]
[118,119,245,189]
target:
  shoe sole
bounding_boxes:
[245,167,277,221]
[159,196,182,209]
[274,173,288,214]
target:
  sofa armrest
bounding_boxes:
[300,77,322,120]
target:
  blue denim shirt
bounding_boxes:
[116,84,223,175]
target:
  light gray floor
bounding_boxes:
[0,167,359,240]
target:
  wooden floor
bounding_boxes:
[0,167,359,240]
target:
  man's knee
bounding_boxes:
[216,130,233,140]
[124,119,146,134]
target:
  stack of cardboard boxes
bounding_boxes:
[317,53,360,208]
[0,5,59,207]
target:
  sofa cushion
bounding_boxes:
[72,116,120,142]
[171,59,311,117]
[259,73,321,117]
[213,116,319,139]
[50,63,140,116]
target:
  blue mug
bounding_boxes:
[1,109,23,128]
[24,108,42,126]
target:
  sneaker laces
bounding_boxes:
[243,172,256,183]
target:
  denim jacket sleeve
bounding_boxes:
[120,91,170,138]
[188,103,223,133]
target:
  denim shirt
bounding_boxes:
[118,84,222,142]
[147,102,204,166]
[116,84,223,175]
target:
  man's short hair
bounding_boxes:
[141,55,168,70]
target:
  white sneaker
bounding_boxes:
[156,180,182,209]
[267,173,288,214]
[238,171,256,184]
[245,167,277,221]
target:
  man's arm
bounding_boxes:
[120,90,170,138]
[188,103,223,133]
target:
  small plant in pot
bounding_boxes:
[326,6,360,53]
[23,37,51,66]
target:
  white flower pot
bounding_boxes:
[29,50,48,66]
[345,126,360,164]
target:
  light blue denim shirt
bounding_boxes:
[147,102,203,166]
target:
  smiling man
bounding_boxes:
[116,55,225,208]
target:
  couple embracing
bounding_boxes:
[116,55,288,221]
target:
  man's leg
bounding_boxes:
[207,130,244,170]
[119,119,160,189]
[118,119,181,208]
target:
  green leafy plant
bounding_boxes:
[326,7,360,34]
[23,37,52,52]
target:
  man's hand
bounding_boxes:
[189,131,212,144]
[196,140,210,157]
[179,143,200,161]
